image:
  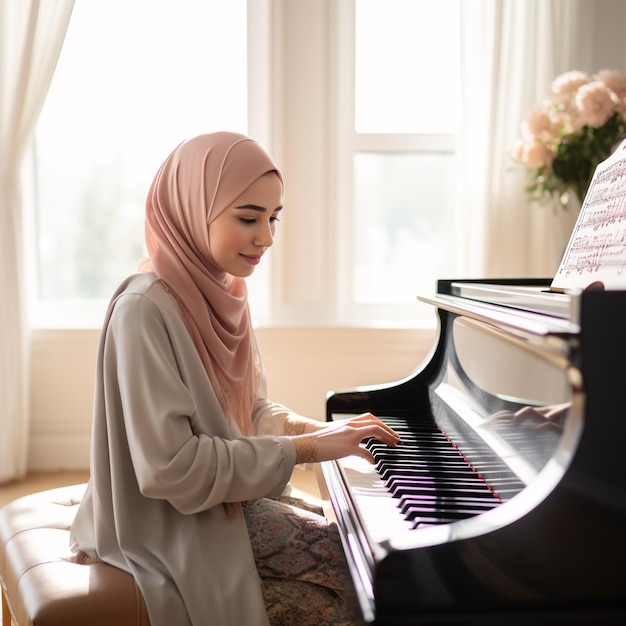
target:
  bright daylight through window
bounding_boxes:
[29,0,461,328]
[348,0,460,321]
[28,0,247,327]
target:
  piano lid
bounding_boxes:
[446,281,580,321]
[418,289,580,337]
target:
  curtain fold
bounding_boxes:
[457,0,580,279]
[0,0,74,483]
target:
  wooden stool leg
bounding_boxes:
[2,586,13,626]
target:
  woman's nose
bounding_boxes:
[255,221,274,247]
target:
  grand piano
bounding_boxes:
[320,277,626,625]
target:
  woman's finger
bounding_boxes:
[348,413,402,439]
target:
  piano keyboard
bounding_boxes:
[334,415,525,547]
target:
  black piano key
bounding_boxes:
[396,485,498,500]
[412,518,459,528]
[392,484,499,501]
[402,504,490,521]
[374,451,478,464]
[397,489,501,504]
[398,496,501,511]
[382,468,485,481]
[401,503,500,519]
[359,416,525,527]
[400,499,501,514]
[375,455,517,474]
[377,459,495,471]
[387,476,494,490]
[388,476,503,489]
[387,480,518,494]
[386,474,523,494]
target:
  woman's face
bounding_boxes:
[208,172,283,277]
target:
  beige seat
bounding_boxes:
[0,483,149,626]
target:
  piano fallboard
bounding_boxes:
[321,279,626,624]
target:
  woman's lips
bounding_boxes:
[240,253,262,265]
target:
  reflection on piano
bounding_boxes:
[320,278,626,625]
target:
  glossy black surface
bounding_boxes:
[324,279,626,624]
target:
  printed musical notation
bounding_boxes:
[553,139,626,290]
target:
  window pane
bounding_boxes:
[355,0,460,134]
[352,153,457,304]
[34,0,247,304]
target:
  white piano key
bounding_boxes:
[338,455,415,544]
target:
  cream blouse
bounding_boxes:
[70,273,298,626]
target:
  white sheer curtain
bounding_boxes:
[0,0,74,483]
[457,0,580,279]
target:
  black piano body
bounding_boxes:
[321,278,626,625]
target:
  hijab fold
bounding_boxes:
[141,132,282,438]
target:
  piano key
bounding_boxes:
[336,455,417,544]
[402,505,494,521]
[399,494,501,510]
[394,485,500,500]
[332,410,529,545]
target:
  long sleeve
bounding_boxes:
[71,275,278,625]
[104,286,296,514]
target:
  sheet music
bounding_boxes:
[552,139,626,290]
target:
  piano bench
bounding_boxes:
[0,483,149,626]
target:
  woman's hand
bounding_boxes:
[292,413,401,464]
[485,402,570,432]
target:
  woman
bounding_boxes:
[70,132,400,626]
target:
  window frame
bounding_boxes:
[327,0,459,326]
[28,0,458,330]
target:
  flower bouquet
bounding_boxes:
[513,69,626,207]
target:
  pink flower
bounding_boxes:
[593,69,626,100]
[566,106,588,134]
[550,70,590,96]
[513,68,626,206]
[522,104,552,137]
[575,81,619,128]
[546,106,572,134]
[513,138,555,169]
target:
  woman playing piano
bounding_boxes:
[69,132,400,626]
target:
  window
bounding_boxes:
[337,0,461,323]
[28,0,461,328]
[28,0,247,327]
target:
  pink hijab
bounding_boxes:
[141,132,282,437]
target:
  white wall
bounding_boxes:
[28,326,437,470]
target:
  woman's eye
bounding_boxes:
[238,217,256,224]
[270,215,281,223]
